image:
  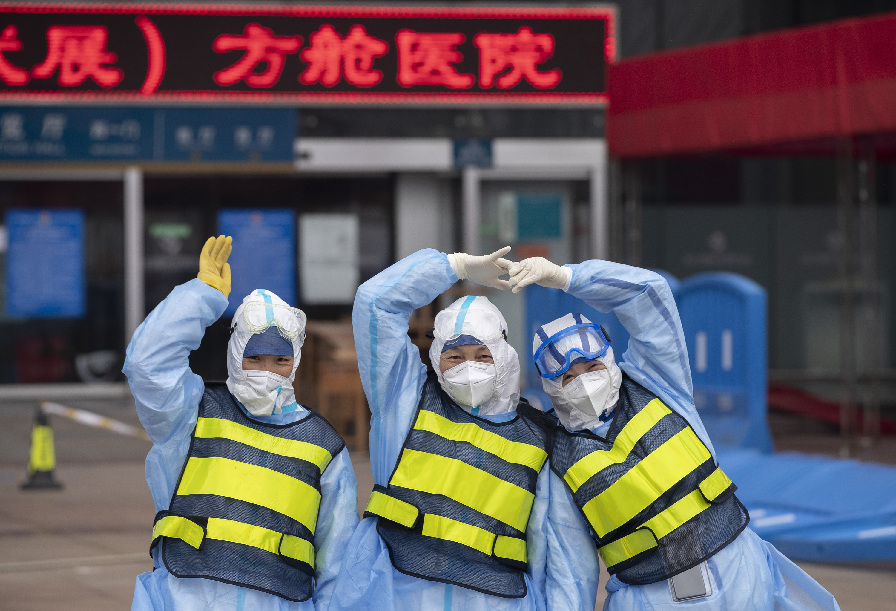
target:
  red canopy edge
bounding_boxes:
[607,11,896,158]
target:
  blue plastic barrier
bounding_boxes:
[677,273,774,453]
[719,447,896,562]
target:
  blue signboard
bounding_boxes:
[6,209,85,317]
[0,107,295,162]
[219,209,296,316]
[453,139,492,168]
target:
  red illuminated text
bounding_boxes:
[0,26,29,85]
[213,24,301,88]
[396,30,473,89]
[31,26,122,87]
[474,27,561,89]
[300,24,387,87]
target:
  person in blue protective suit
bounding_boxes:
[124,235,359,611]
[328,247,599,611]
[507,256,842,611]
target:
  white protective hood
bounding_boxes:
[535,313,623,432]
[225,289,307,415]
[428,295,521,417]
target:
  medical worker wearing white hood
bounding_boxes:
[508,256,841,611]
[124,235,359,611]
[328,247,598,611]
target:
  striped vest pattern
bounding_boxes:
[364,375,551,598]
[150,384,345,602]
[551,376,748,585]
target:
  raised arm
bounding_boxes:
[352,247,512,483]
[123,278,228,442]
[510,256,714,453]
[123,235,231,443]
[351,249,458,483]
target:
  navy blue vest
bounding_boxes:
[151,384,345,601]
[368,375,552,598]
[551,376,748,585]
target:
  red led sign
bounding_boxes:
[0,3,614,105]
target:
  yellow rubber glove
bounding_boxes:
[197,235,232,298]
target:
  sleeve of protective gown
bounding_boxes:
[525,464,600,611]
[539,467,600,610]
[565,260,715,456]
[123,278,227,445]
[312,447,360,609]
[352,249,458,484]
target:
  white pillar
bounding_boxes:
[395,174,443,259]
[462,167,480,255]
[591,140,609,260]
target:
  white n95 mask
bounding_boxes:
[227,369,294,417]
[560,365,622,428]
[441,361,497,408]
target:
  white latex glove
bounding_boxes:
[507,257,571,293]
[447,246,512,290]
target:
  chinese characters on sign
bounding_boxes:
[0,4,613,104]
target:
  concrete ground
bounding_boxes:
[1,392,894,610]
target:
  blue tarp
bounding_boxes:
[718,447,896,562]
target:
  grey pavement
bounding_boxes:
[1,392,895,610]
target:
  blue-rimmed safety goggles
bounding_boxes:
[533,323,611,379]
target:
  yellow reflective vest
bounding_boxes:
[551,377,748,585]
[150,385,345,602]
[364,375,551,598]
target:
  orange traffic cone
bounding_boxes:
[21,407,63,490]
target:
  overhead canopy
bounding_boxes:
[607,11,896,159]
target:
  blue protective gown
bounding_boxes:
[328,249,599,611]
[124,279,360,611]
[563,259,841,611]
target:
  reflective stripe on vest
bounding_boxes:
[561,397,734,570]
[389,449,537,532]
[195,417,334,472]
[365,489,528,564]
[152,515,316,567]
[177,453,322,532]
[596,467,733,567]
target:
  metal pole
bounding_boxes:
[623,162,643,267]
[591,142,609,261]
[835,138,857,457]
[123,166,144,346]
[856,138,882,451]
[461,166,480,256]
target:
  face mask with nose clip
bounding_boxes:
[441,359,498,408]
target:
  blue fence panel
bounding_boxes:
[677,273,774,453]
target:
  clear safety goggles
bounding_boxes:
[534,323,610,379]
[433,304,506,343]
[235,292,306,342]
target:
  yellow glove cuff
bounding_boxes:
[198,271,230,298]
